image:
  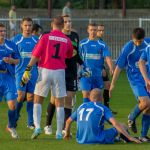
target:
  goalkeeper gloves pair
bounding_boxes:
[20,65,32,87]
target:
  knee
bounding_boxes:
[139,99,150,110]
[27,94,34,102]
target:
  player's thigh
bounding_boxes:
[3,74,18,102]
[34,94,45,104]
[26,92,34,102]
[34,67,51,98]
[50,95,55,104]
[17,90,26,102]
[16,73,27,93]
[64,91,76,108]
[101,127,118,144]
[92,76,104,89]
[66,77,78,92]
[80,77,91,91]
[51,69,67,98]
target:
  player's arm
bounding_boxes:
[109,66,121,97]
[3,57,19,65]
[109,117,141,143]
[139,49,150,92]
[64,117,74,140]
[105,56,113,76]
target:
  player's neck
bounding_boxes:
[62,29,71,35]
[0,38,4,44]
[88,37,97,40]
[22,33,31,38]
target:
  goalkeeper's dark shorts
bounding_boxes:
[102,67,110,82]
[66,77,78,91]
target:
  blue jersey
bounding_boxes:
[117,38,150,86]
[0,39,20,76]
[12,34,38,75]
[71,102,113,144]
[79,38,111,76]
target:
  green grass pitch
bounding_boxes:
[0,71,149,150]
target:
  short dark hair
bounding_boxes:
[98,24,104,27]
[62,15,70,18]
[32,23,43,32]
[88,22,97,28]
[21,17,33,24]
[0,23,5,28]
[52,16,64,27]
[132,27,145,40]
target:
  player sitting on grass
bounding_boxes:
[64,88,141,144]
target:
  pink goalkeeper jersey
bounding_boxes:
[32,30,73,70]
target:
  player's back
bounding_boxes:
[76,102,107,144]
[32,29,73,70]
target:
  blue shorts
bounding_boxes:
[16,72,38,93]
[0,73,17,101]
[130,85,150,101]
[99,127,118,144]
[80,76,104,91]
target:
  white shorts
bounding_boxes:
[34,67,67,98]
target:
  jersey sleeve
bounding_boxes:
[75,34,83,65]
[32,35,46,58]
[116,43,130,69]
[140,49,148,61]
[66,38,73,58]
[12,42,20,59]
[102,43,111,58]
[104,106,114,121]
[70,110,77,121]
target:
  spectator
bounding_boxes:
[62,1,72,17]
[9,5,17,38]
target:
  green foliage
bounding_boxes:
[126,0,150,8]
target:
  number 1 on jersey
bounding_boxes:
[52,43,60,59]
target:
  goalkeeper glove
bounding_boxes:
[79,65,92,78]
[20,65,32,87]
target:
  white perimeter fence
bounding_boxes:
[0,18,150,61]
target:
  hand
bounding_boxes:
[128,137,142,144]
[63,134,72,140]
[20,65,32,87]
[3,57,13,64]
[109,83,115,98]
[145,79,150,93]
[81,67,92,78]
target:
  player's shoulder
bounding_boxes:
[70,31,79,37]
[80,38,89,45]
[31,35,39,43]
[12,34,23,44]
[144,37,150,45]
[5,39,17,51]
[97,39,107,48]
[122,40,134,53]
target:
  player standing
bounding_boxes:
[12,18,38,129]
[97,24,117,114]
[0,23,20,138]
[21,16,73,139]
[44,15,84,135]
[110,28,150,141]
[79,23,113,103]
